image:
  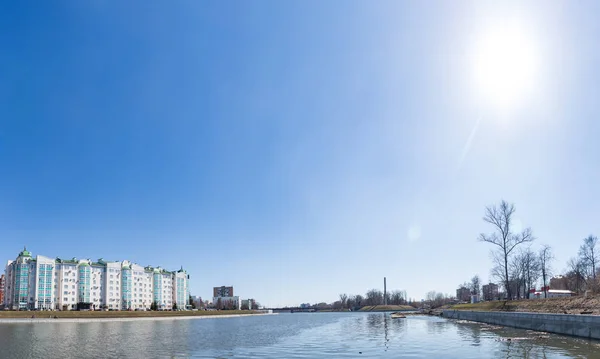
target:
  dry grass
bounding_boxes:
[452,295,600,314]
[0,310,257,319]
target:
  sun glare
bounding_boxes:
[473,24,538,110]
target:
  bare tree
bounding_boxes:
[470,275,481,296]
[365,289,383,306]
[510,254,526,299]
[566,257,586,294]
[390,290,407,305]
[479,200,534,300]
[523,248,540,295]
[510,248,540,299]
[538,244,554,298]
[426,291,437,303]
[579,235,599,282]
[434,293,446,308]
[346,295,355,309]
[339,294,348,309]
[489,252,506,286]
[354,294,364,307]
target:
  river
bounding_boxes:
[0,313,598,358]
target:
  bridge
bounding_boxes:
[268,307,318,313]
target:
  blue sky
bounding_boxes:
[1,1,599,307]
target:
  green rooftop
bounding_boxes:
[21,249,184,274]
[18,246,31,257]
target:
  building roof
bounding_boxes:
[18,249,186,274]
[56,257,78,264]
[548,289,574,294]
[19,246,31,257]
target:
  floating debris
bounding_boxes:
[496,337,534,342]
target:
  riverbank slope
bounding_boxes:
[451,295,600,315]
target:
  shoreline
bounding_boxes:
[0,312,277,324]
[443,309,600,340]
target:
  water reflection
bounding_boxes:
[425,315,454,336]
[455,320,482,346]
[449,319,600,359]
[0,314,599,358]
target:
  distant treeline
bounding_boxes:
[297,289,416,311]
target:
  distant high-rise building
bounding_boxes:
[213,286,234,297]
[212,286,239,310]
[456,286,471,302]
[482,283,499,301]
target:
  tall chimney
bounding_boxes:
[384,277,387,305]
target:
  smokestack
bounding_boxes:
[384,277,387,305]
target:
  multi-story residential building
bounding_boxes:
[456,286,471,302]
[3,248,190,311]
[482,283,500,301]
[0,274,5,305]
[213,286,240,310]
[174,268,189,309]
[213,286,234,297]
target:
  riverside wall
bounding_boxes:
[442,310,600,340]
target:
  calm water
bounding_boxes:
[0,313,599,358]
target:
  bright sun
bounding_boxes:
[473,24,538,110]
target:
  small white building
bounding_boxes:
[546,289,575,298]
[531,289,575,299]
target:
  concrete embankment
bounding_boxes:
[0,313,277,324]
[443,310,600,340]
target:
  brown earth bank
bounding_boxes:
[451,295,600,315]
[0,310,259,319]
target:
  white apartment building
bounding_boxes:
[174,268,189,309]
[3,248,190,311]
